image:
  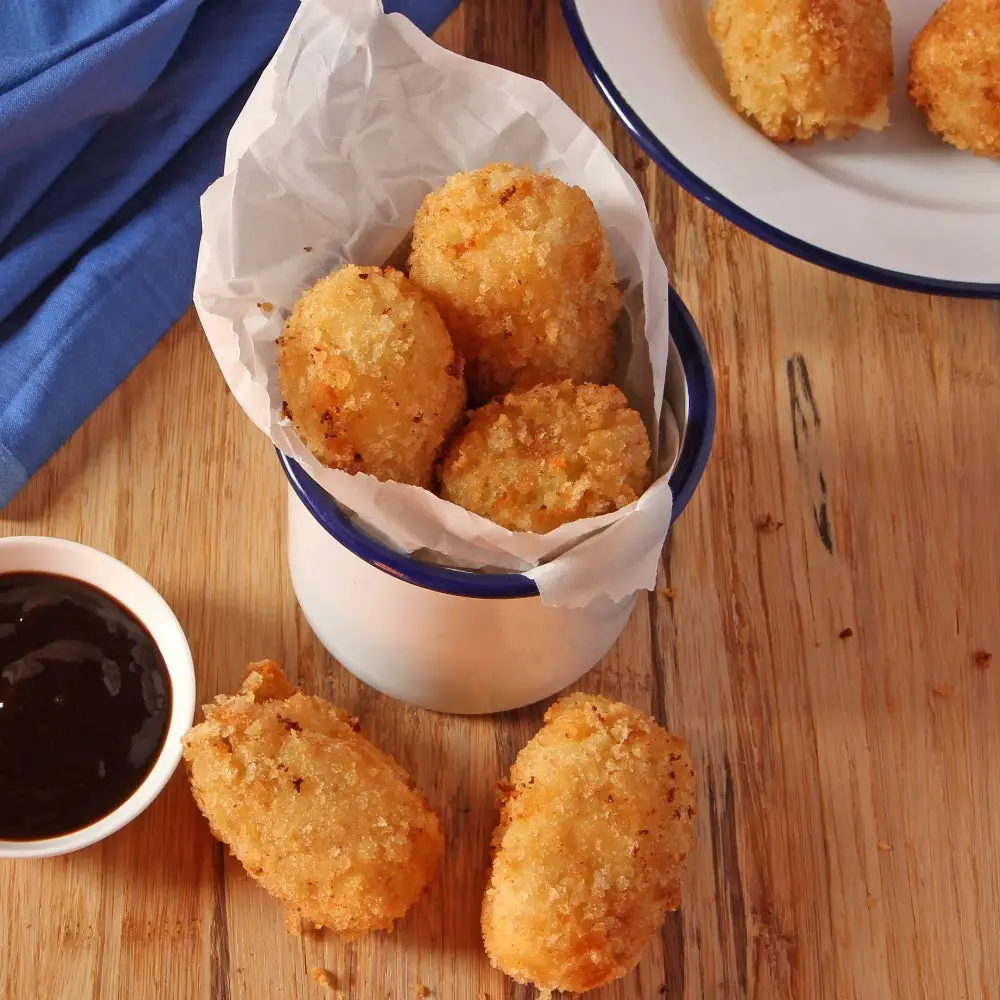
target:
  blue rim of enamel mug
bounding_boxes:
[560,0,1000,300]
[279,287,716,599]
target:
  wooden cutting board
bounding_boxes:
[3,3,1000,998]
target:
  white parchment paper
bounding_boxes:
[193,0,675,607]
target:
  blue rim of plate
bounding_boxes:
[279,286,717,599]
[561,0,1000,300]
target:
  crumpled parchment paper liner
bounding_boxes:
[194,0,675,607]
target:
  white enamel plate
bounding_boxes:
[563,0,1000,296]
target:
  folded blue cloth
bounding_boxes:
[0,0,459,508]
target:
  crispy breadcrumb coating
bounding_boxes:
[439,380,651,533]
[482,694,696,995]
[707,0,894,141]
[408,163,620,403]
[909,0,1000,158]
[276,265,466,488]
[182,661,443,937]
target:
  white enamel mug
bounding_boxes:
[282,290,715,715]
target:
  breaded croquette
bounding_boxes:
[408,164,620,404]
[277,265,466,488]
[482,695,696,996]
[439,380,651,533]
[708,0,894,141]
[182,661,443,936]
[909,0,1000,158]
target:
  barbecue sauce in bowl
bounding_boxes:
[0,573,171,840]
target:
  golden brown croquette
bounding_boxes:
[277,265,466,488]
[408,164,620,403]
[439,380,651,533]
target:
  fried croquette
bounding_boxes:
[481,694,696,996]
[182,661,443,937]
[439,380,651,533]
[707,0,894,141]
[276,265,466,488]
[909,0,1000,158]
[408,163,620,403]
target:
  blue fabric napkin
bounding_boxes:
[0,0,459,508]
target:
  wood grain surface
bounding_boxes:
[3,3,1000,998]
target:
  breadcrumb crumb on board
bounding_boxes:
[756,513,784,533]
[308,967,337,992]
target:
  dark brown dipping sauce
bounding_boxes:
[0,573,171,840]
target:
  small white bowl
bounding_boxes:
[0,536,195,859]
